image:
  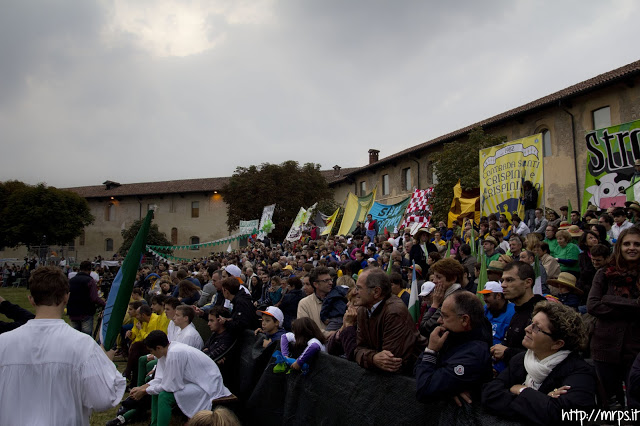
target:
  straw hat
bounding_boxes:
[414,227,431,238]
[483,236,498,247]
[547,272,584,295]
[567,225,583,238]
[487,260,507,271]
[588,219,599,225]
[628,202,640,214]
[586,205,598,213]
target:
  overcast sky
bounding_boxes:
[1,0,639,188]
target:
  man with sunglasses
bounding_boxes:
[490,261,545,365]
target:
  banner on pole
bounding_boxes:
[368,197,411,235]
[582,119,640,211]
[257,204,276,239]
[336,189,377,236]
[320,208,340,236]
[479,134,544,218]
[239,219,259,236]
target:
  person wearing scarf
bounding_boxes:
[482,301,597,425]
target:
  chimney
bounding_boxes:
[333,165,342,177]
[368,149,380,165]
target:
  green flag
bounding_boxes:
[100,210,154,350]
[408,261,421,323]
[567,199,573,217]
[476,246,488,304]
[469,226,476,257]
[386,257,394,275]
[445,240,452,258]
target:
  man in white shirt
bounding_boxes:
[130,330,231,425]
[172,305,204,350]
[0,266,125,425]
[611,207,633,241]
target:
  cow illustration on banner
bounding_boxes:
[582,119,640,212]
[479,134,544,219]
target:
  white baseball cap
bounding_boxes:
[478,281,503,294]
[419,281,436,297]
[224,264,242,278]
[257,306,284,325]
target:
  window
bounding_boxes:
[68,240,75,252]
[402,168,412,191]
[382,174,389,195]
[542,130,552,157]
[171,227,178,245]
[105,203,115,221]
[105,238,113,252]
[190,236,200,250]
[428,161,438,185]
[593,106,611,130]
[79,230,85,246]
[359,181,367,196]
[191,201,199,218]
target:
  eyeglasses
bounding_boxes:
[530,322,554,338]
[316,278,332,284]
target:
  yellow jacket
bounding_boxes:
[130,313,163,342]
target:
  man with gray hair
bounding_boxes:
[353,267,426,374]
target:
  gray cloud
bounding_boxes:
[1,0,639,187]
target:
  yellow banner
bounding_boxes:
[448,181,480,228]
[320,208,340,236]
[479,134,544,218]
[337,188,377,236]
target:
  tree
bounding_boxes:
[0,181,94,248]
[118,218,172,256]
[431,127,505,222]
[222,161,335,242]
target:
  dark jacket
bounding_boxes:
[577,252,596,305]
[0,299,34,334]
[502,294,546,363]
[278,288,304,331]
[320,285,349,323]
[326,325,357,361]
[629,352,640,409]
[415,318,493,401]
[482,351,598,425]
[67,272,105,319]
[587,267,640,365]
[226,292,260,336]
[409,242,438,273]
[203,329,236,361]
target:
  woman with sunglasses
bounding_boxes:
[482,301,597,425]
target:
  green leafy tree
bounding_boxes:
[118,218,172,256]
[223,161,335,242]
[0,181,94,248]
[431,127,505,222]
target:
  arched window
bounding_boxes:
[171,228,178,245]
[190,236,199,250]
[105,238,113,252]
[542,129,552,157]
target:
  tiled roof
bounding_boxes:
[332,58,640,181]
[65,167,360,198]
[66,177,230,198]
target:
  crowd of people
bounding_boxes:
[3,200,640,425]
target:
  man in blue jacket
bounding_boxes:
[415,291,493,402]
[478,281,515,373]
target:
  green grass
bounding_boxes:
[0,288,184,426]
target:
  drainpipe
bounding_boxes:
[410,158,421,189]
[558,100,581,207]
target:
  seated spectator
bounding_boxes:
[129,331,231,425]
[203,306,235,364]
[577,238,607,306]
[481,236,501,266]
[547,273,583,311]
[417,281,436,326]
[278,276,305,331]
[320,276,349,331]
[255,306,286,350]
[188,407,241,426]
[518,249,548,295]
[177,280,201,306]
[0,295,34,334]
[511,215,530,237]
[482,301,597,425]
[353,267,427,374]
[535,242,561,281]
[390,272,410,306]
[326,293,358,361]
[124,304,162,385]
[221,277,260,335]
[297,267,333,333]
[554,229,580,278]
[610,207,633,242]
[419,258,465,338]
[415,291,493,402]
[478,281,515,373]
[280,317,327,371]
[171,305,204,350]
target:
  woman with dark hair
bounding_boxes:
[482,302,597,425]
[589,223,611,248]
[576,231,600,304]
[177,280,201,305]
[587,227,640,408]
[278,276,305,331]
[547,210,561,228]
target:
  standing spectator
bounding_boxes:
[278,276,306,331]
[410,228,438,273]
[587,227,640,408]
[522,180,538,229]
[364,214,379,242]
[67,260,105,335]
[532,208,548,235]
[297,267,333,333]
